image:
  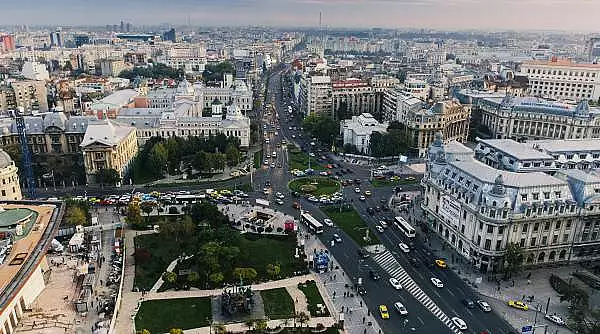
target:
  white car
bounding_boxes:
[398,243,410,253]
[359,195,366,201]
[323,218,334,226]
[476,300,491,312]
[451,317,467,330]
[276,192,285,199]
[275,199,284,205]
[393,302,408,315]
[319,171,328,176]
[544,314,565,326]
[375,225,384,233]
[354,187,361,193]
[431,277,444,288]
[379,220,388,228]
[270,163,276,168]
[389,278,403,290]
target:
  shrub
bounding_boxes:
[168,206,179,214]
[265,226,273,233]
[276,227,283,232]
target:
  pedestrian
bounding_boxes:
[360,301,363,307]
[341,306,344,312]
[362,316,365,324]
[363,328,367,334]
[33,321,36,327]
[334,274,337,280]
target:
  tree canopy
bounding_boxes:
[302,114,338,146]
[202,61,234,84]
[119,63,184,80]
[368,122,412,157]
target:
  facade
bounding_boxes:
[340,113,388,154]
[422,134,600,273]
[99,59,127,77]
[473,93,600,141]
[300,75,332,117]
[383,95,471,158]
[80,119,138,183]
[518,59,600,101]
[21,62,49,81]
[0,150,21,201]
[0,80,49,114]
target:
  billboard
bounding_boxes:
[439,196,461,226]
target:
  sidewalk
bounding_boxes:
[405,203,577,334]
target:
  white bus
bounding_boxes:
[300,212,324,234]
[394,216,416,238]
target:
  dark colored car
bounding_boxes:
[369,270,381,280]
[410,258,420,267]
[367,207,375,215]
[463,299,476,309]
[358,249,370,258]
[357,286,367,295]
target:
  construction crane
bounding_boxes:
[13,109,35,199]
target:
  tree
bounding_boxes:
[65,206,87,226]
[95,168,120,186]
[502,242,524,279]
[62,61,73,72]
[169,329,184,334]
[297,312,309,327]
[254,319,268,331]
[140,201,156,222]
[302,115,338,146]
[225,144,240,167]
[148,143,168,177]
[162,271,177,284]
[209,272,224,286]
[244,320,255,331]
[126,202,143,229]
[134,248,152,264]
[266,263,281,280]
[232,267,258,284]
[137,330,151,334]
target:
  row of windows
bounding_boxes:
[520,191,562,201]
[526,68,598,77]
[517,220,572,233]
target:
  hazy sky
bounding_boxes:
[5,0,600,31]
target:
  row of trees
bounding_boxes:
[302,114,338,146]
[131,134,242,183]
[202,61,234,84]
[119,63,184,80]
[368,122,413,157]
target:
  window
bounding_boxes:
[477,235,481,245]
[552,234,558,244]
[544,222,550,231]
[487,225,494,233]
[544,192,550,200]
[461,225,465,234]
[498,226,504,235]
[522,224,528,233]
[566,220,572,229]
[556,221,561,229]
[533,193,539,200]
[555,191,561,198]
[521,194,528,201]
[563,234,569,242]
[484,239,491,250]
[479,222,484,230]
[520,238,526,247]
[542,236,547,245]
[531,237,537,246]
[533,223,539,232]
[579,154,587,159]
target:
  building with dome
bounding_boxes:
[0,150,21,201]
[422,132,600,272]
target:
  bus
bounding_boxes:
[394,216,416,238]
[300,212,324,234]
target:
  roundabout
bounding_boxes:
[288,177,341,197]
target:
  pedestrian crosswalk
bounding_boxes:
[373,251,462,334]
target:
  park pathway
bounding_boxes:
[285,285,309,315]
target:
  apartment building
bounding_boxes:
[422,135,600,273]
[299,75,332,117]
[0,150,22,201]
[518,58,600,101]
[0,80,49,114]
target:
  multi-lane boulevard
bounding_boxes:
[253,68,518,334]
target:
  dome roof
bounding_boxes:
[0,149,14,169]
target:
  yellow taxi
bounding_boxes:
[507,300,529,311]
[435,259,447,268]
[379,305,389,319]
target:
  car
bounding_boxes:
[379,305,389,319]
[332,234,342,243]
[369,270,381,280]
[451,317,467,330]
[431,277,444,288]
[270,163,276,168]
[263,188,269,195]
[410,258,420,267]
[357,286,366,295]
[507,300,529,311]
[545,314,565,326]
[323,218,333,226]
[435,259,448,268]
[359,195,366,201]
[276,192,285,199]
[364,190,372,196]
[367,207,375,215]
[354,187,361,193]
[264,160,269,165]
[275,199,284,205]
[477,300,492,312]
[357,249,370,258]
[379,220,388,228]
[375,225,384,233]
[389,277,403,290]
[393,302,408,315]
[462,299,475,309]
[398,243,410,253]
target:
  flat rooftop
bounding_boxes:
[531,139,600,153]
[0,202,62,312]
[478,139,554,161]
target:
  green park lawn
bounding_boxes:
[288,177,340,197]
[134,233,181,291]
[298,280,329,316]
[260,288,295,319]
[254,150,263,169]
[371,176,419,188]
[288,146,326,171]
[135,297,212,333]
[323,207,380,246]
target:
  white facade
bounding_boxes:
[340,113,388,154]
[0,150,21,201]
[300,75,332,117]
[21,61,49,81]
[422,134,600,273]
[518,59,600,101]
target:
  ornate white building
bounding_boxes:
[422,133,600,273]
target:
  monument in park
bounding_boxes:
[221,285,255,315]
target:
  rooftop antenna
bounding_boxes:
[319,11,325,58]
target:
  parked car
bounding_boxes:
[431,277,444,288]
[393,302,408,315]
[389,278,403,290]
[462,299,475,309]
[477,300,492,312]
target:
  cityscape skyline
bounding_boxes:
[4,0,600,32]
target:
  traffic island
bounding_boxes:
[288,177,341,197]
[323,206,380,247]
